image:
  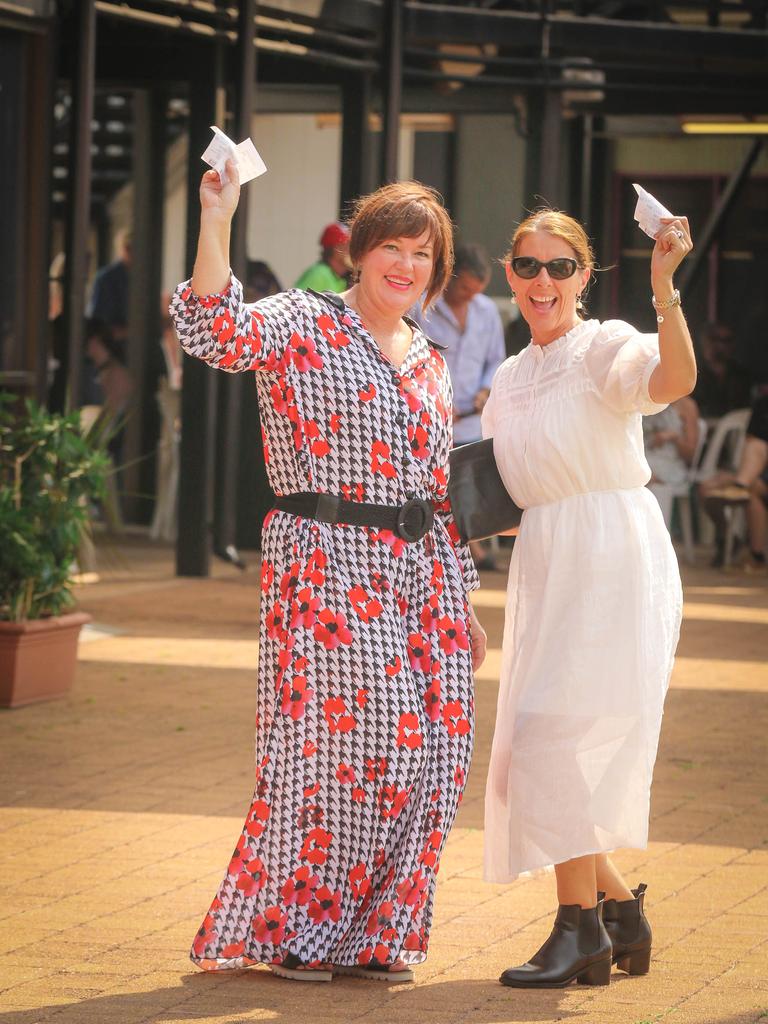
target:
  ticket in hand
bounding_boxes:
[633,183,674,240]
[201,125,267,185]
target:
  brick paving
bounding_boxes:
[1,534,766,1024]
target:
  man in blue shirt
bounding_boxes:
[411,242,506,568]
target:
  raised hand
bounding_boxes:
[651,216,692,286]
[200,159,241,222]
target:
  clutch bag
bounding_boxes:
[448,438,522,543]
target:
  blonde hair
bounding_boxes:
[349,180,454,308]
[505,208,595,270]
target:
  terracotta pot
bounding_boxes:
[0,611,91,708]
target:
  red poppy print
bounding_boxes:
[442,700,471,737]
[364,756,387,781]
[279,562,301,602]
[424,676,441,722]
[437,615,470,655]
[280,673,314,720]
[348,585,383,622]
[289,331,323,372]
[336,762,355,784]
[366,900,395,936]
[302,548,327,587]
[323,696,357,734]
[236,856,269,897]
[407,633,433,673]
[252,907,289,945]
[307,885,342,925]
[346,862,369,899]
[290,587,320,630]
[212,310,235,345]
[385,655,402,677]
[314,609,353,650]
[358,383,377,402]
[245,799,270,838]
[379,785,410,819]
[265,602,286,642]
[420,593,441,633]
[396,870,429,910]
[370,440,397,478]
[396,712,423,750]
[300,826,332,865]
[418,831,443,869]
[281,865,319,906]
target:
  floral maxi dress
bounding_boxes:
[170,278,479,970]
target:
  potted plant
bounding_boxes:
[0,396,110,707]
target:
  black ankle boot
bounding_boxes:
[602,883,652,975]
[499,901,612,988]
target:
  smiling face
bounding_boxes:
[506,229,591,347]
[357,232,435,315]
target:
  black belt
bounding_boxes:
[274,492,435,543]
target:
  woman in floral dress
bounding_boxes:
[170,164,486,982]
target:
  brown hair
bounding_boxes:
[504,208,595,270]
[348,180,454,308]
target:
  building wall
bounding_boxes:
[614,136,768,176]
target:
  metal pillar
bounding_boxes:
[678,138,764,298]
[28,27,57,405]
[380,0,403,185]
[341,71,372,211]
[123,87,166,524]
[177,69,221,577]
[63,0,96,412]
[213,0,257,568]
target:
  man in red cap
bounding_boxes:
[294,221,351,293]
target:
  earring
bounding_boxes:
[576,293,583,311]
[510,293,517,305]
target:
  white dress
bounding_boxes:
[482,318,683,883]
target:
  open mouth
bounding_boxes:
[529,296,557,311]
[384,276,413,292]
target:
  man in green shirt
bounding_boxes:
[294,222,351,293]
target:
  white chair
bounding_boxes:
[649,417,709,565]
[694,407,752,565]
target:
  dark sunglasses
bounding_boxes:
[511,256,580,280]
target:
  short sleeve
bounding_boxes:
[170,273,304,373]
[584,319,667,415]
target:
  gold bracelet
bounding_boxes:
[651,288,681,324]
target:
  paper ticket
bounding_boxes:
[633,183,674,240]
[201,125,267,185]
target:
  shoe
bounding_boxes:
[499,902,612,988]
[269,953,333,982]
[334,960,414,982]
[602,884,652,975]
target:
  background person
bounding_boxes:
[88,229,132,358]
[643,394,701,528]
[482,207,695,989]
[170,166,486,983]
[293,221,350,293]
[411,242,506,570]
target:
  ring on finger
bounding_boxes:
[674,229,684,238]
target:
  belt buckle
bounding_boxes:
[395,497,434,542]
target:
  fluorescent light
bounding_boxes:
[681,122,768,134]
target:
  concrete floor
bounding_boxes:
[1,535,766,1024]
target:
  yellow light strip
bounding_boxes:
[681,122,768,134]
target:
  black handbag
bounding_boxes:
[448,438,523,543]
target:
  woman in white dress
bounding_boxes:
[482,208,696,989]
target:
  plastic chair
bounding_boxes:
[649,417,708,565]
[694,407,752,565]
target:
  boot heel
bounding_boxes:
[616,947,651,976]
[577,957,611,986]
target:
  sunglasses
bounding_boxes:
[510,256,580,280]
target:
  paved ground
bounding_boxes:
[1,534,766,1024]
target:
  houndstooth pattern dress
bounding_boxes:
[171,276,479,970]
